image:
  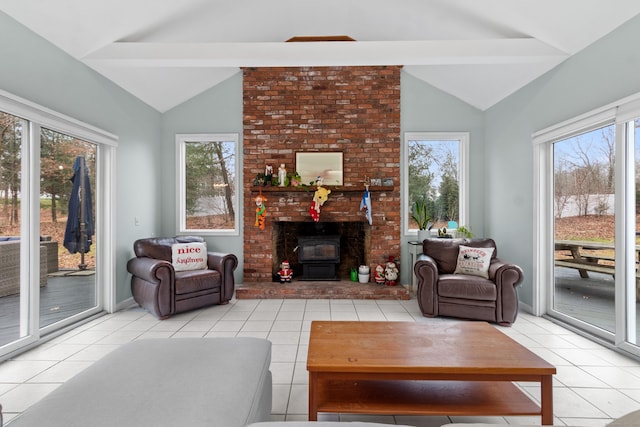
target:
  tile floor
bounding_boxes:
[1,297,639,426]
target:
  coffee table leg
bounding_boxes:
[308,372,318,421]
[541,375,553,425]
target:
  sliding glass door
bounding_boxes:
[538,106,640,355]
[0,111,28,348]
[0,90,115,359]
[39,128,99,331]
[552,124,617,333]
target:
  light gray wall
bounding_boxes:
[0,11,163,303]
[484,14,640,308]
[400,72,485,283]
[160,72,244,283]
[5,6,639,308]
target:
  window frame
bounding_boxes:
[176,133,240,236]
[403,131,469,236]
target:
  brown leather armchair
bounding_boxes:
[127,236,238,319]
[413,238,523,326]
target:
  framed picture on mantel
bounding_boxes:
[296,152,343,186]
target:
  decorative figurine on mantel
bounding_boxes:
[264,165,273,186]
[277,260,293,283]
[309,185,331,222]
[278,163,287,187]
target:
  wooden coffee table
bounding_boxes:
[307,321,556,425]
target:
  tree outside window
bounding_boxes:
[177,134,238,235]
[405,132,468,233]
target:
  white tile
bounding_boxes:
[171,331,206,338]
[179,320,215,332]
[555,365,609,388]
[249,311,278,321]
[581,366,640,389]
[303,311,331,321]
[12,343,87,361]
[292,362,308,384]
[96,331,142,345]
[573,387,640,419]
[209,320,245,332]
[242,320,274,332]
[270,362,295,384]
[28,360,92,383]
[222,310,252,321]
[286,384,308,415]
[135,331,173,340]
[148,320,189,332]
[330,311,359,320]
[276,311,304,321]
[0,383,18,396]
[65,344,120,361]
[236,331,269,339]
[59,329,112,345]
[0,383,60,412]
[271,320,303,332]
[552,387,608,418]
[356,311,387,321]
[268,331,301,345]
[271,384,290,414]
[271,344,298,362]
[551,348,612,366]
[203,330,237,338]
[280,300,307,311]
[0,360,57,383]
[84,318,133,331]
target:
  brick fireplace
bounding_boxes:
[242,66,402,286]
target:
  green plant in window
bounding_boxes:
[412,198,431,230]
[456,225,473,238]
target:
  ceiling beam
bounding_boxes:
[83,39,568,68]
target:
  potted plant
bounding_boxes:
[412,198,431,242]
[290,171,302,187]
[456,225,473,238]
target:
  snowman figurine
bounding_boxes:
[384,259,399,286]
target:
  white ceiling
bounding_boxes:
[2,0,639,112]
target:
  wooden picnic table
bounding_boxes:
[554,240,640,278]
[554,240,640,300]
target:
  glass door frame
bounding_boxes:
[533,96,640,358]
[0,89,117,359]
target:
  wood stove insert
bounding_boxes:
[297,235,340,280]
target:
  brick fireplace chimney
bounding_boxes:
[243,66,401,282]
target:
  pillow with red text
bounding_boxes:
[453,245,494,279]
[171,242,208,271]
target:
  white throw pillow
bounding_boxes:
[453,245,494,279]
[171,242,208,271]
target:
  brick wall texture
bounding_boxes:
[242,66,402,282]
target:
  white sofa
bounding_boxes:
[3,337,272,427]
[440,409,640,427]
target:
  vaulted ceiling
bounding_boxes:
[2,0,639,112]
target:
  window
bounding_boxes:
[404,132,469,234]
[177,134,239,235]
